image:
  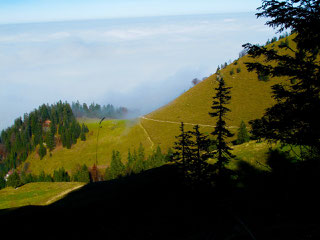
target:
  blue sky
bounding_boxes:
[0,0,262,24]
[0,1,276,131]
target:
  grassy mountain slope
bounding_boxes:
[21,36,293,175]
[142,36,294,150]
[21,119,153,175]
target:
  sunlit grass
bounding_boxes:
[143,36,296,150]
[22,119,152,175]
[230,141,272,170]
[0,182,85,210]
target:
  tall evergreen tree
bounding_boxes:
[172,122,193,178]
[46,130,55,152]
[189,125,212,183]
[209,75,234,174]
[38,142,47,159]
[244,0,320,159]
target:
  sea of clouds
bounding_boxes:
[0,12,276,130]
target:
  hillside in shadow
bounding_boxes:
[1,159,320,239]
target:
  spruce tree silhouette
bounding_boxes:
[172,122,193,180]
[189,125,212,184]
[243,0,320,159]
[209,74,235,176]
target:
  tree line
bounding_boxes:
[0,101,89,178]
[0,166,90,189]
[71,101,129,119]
[104,144,172,180]
[0,144,172,189]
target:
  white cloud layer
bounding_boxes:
[0,13,276,130]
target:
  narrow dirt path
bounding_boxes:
[139,122,155,149]
[45,184,84,205]
[140,116,238,129]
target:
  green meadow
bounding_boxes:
[21,119,153,175]
[0,182,85,210]
[142,37,297,151]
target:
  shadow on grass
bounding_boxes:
[1,154,320,239]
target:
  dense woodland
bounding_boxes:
[0,101,89,178]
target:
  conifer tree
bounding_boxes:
[165,147,174,162]
[107,150,125,179]
[82,123,89,133]
[236,120,250,145]
[65,129,72,149]
[190,125,212,183]
[172,122,193,178]
[80,123,88,141]
[7,171,21,188]
[209,75,234,174]
[244,0,320,158]
[125,149,135,174]
[154,145,165,166]
[133,144,145,174]
[144,145,165,170]
[46,130,55,152]
[72,164,90,182]
[53,167,70,182]
[80,131,86,141]
[38,171,47,182]
[39,142,47,159]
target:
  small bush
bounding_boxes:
[236,121,250,145]
[258,73,270,82]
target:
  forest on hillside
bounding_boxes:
[0,101,89,178]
